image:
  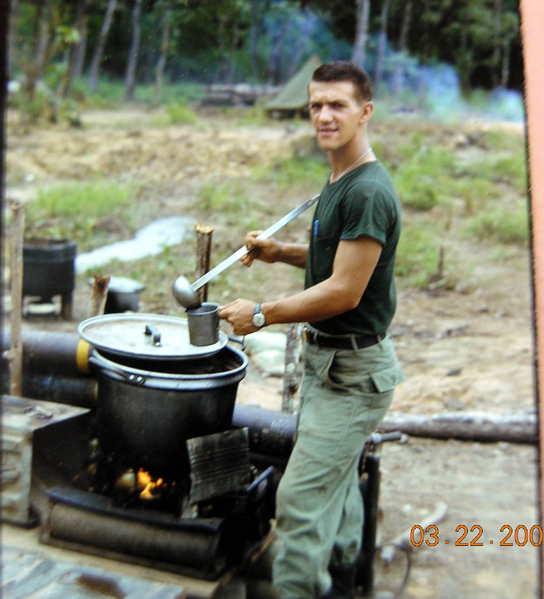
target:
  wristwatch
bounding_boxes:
[252,303,266,329]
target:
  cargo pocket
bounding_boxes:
[369,362,405,394]
[325,355,404,396]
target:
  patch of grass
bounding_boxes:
[82,79,205,109]
[255,155,329,191]
[465,204,529,247]
[197,182,248,213]
[449,178,501,214]
[165,102,198,125]
[482,129,525,153]
[395,221,442,287]
[489,154,527,194]
[391,144,458,211]
[25,181,137,249]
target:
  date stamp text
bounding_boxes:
[410,524,542,547]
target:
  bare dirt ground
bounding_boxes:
[4,107,540,598]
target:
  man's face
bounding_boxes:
[308,80,371,152]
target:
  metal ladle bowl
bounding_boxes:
[172,275,201,310]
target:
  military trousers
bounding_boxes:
[272,333,404,599]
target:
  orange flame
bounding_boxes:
[137,468,167,499]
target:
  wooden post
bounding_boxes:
[89,274,110,317]
[9,200,25,396]
[282,323,302,413]
[195,222,214,303]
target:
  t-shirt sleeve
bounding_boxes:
[339,182,390,245]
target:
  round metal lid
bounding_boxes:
[78,313,228,359]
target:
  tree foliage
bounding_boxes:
[10,0,523,97]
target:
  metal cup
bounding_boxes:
[187,302,220,346]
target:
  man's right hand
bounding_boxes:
[241,231,282,267]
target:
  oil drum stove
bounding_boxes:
[2,315,277,581]
[1,320,394,596]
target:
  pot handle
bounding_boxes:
[228,335,246,351]
[88,354,148,385]
[144,324,162,346]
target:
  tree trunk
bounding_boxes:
[25,0,52,102]
[501,37,511,88]
[374,0,390,97]
[88,0,117,93]
[125,0,143,101]
[249,0,262,79]
[398,0,412,53]
[491,0,502,88]
[154,1,172,104]
[379,411,538,445]
[267,16,285,85]
[391,0,411,95]
[74,20,87,79]
[62,0,90,98]
[225,21,239,85]
[351,0,370,70]
[8,0,20,79]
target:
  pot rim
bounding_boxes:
[90,345,248,382]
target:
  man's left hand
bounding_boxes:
[218,299,259,335]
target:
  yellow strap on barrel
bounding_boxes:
[76,339,92,373]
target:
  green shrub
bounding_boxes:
[465,205,529,246]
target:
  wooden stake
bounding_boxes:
[9,200,25,397]
[90,274,110,317]
[195,221,214,303]
[282,323,302,413]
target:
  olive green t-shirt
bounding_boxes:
[305,160,401,336]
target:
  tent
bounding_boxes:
[266,55,322,117]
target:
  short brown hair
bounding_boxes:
[311,61,373,103]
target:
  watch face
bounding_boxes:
[253,312,266,327]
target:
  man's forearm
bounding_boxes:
[261,277,359,325]
[276,243,308,269]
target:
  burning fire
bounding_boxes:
[115,468,172,500]
[137,468,168,500]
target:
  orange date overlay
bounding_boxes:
[410,524,543,547]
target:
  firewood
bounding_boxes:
[90,274,110,317]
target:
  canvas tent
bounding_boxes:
[266,55,321,117]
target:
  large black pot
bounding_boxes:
[89,345,248,482]
[23,238,77,319]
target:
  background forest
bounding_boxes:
[8,0,524,121]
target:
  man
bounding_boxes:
[219,61,404,599]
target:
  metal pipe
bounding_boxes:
[20,374,97,408]
[2,330,92,376]
[232,404,296,460]
[358,453,381,596]
[47,503,226,575]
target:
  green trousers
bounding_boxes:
[272,334,404,599]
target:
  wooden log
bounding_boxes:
[195,222,214,303]
[379,411,538,444]
[282,323,301,414]
[89,274,110,317]
[9,199,25,396]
